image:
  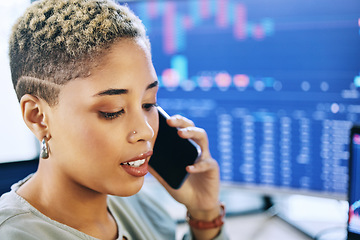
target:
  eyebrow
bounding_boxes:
[147,80,159,90]
[95,80,158,97]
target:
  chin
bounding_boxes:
[109,177,145,197]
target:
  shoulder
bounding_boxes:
[0,191,29,225]
[0,191,38,239]
[0,191,90,240]
[0,177,49,238]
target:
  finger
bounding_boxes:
[167,115,195,128]
[178,127,210,154]
[186,158,219,173]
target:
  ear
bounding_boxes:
[20,94,50,141]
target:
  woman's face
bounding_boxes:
[46,39,159,196]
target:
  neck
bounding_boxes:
[17,162,118,239]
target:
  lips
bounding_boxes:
[120,151,153,177]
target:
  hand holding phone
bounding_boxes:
[149,106,200,189]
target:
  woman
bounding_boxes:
[0,0,227,239]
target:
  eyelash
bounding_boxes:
[143,103,158,111]
[99,109,125,120]
[99,103,157,120]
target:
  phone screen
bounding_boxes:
[149,107,200,189]
[348,127,360,240]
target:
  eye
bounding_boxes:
[143,103,158,111]
[99,109,125,120]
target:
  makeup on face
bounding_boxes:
[45,40,160,196]
[120,151,153,177]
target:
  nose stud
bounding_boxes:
[133,131,137,134]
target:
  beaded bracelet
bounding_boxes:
[186,203,225,230]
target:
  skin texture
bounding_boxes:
[18,39,159,239]
[18,38,222,240]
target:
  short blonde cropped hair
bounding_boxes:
[9,0,149,106]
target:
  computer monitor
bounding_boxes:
[348,126,360,239]
[125,0,360,200]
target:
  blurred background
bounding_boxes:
[1,0,360,239]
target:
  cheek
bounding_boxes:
[79,121,124,155]
[81,126,107,149]
[53,113,116,160]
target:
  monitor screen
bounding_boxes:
[125,0,360,199]
[348,127,360,238]
[1,0,359,199]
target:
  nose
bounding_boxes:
[127,110,155,143]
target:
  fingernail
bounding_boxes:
[187,165,195,171]
[179,129,189,136]
[169,117,177,122]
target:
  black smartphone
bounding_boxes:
[149,106,200,189]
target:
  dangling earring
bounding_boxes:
[40,137,49,159]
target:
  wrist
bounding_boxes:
[186,202,225,230]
